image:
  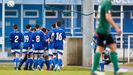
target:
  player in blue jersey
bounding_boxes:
[51,21,66,71]
[32,24,45,71]
[47,24,56,70]
[9,24,23,70]
[19,24,33,70]
[41,28,50,70]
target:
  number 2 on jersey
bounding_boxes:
[14,35,19,43]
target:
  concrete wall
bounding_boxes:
[64,37,82,66]
[63,37,133,66]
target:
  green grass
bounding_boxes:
[121,63,133,66]
[0,64,133,75]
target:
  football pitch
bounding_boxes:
[0,64,133,75]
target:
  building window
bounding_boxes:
[130,11,133,19]
[62,10,71,18]
[24,10,39,18]
[94,11,98,18]
[46,10,58,18]
[62,10,77,18]
[5,10,18,18]
[5,22,11,26]
[112,11,121,18]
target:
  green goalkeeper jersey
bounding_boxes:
[96,0,112,34]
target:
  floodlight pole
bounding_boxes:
[21,4,23,33]
[42,0,46,27]
[82,0,94,67]
[120,3,123,49]
[71,4,74,36]
[2,0,5,52]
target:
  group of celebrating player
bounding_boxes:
[8,20,66,71]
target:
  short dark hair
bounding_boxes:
[35,24,39,29]
[26,24,31,29]
[56,20,61,27]
[31,28,36,31]
[41,28,47,33]
[47,29,50,32]
[13,24,18,29]
[52,24,56,28]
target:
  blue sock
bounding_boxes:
[24,58,29,69]
[33,59,38,69]
[38,58,45,69]
[19,58,24,68]
[13,58,15,62]
[15,57,19,69]
[45,59,50,70]
[13,58,15,68]
[52,57,57,69]
[53,57,57,66]
[100,60,104,72]
[58,58,62,67]
[49,58,53,70]
[29,58,33,69]
[49,59,53,65]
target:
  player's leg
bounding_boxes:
[92,33,105,75]
[11,50,16,70]
[28,51,33,70]
[107,35,127,74]
[18,49,27,70]
[33,50,38,70]
[53,50,63,71]
[38,50,45,70]
[14,49,21,70]
[57,50,63,68]
[24,49,33,70]
[48,49,54,70]
[45,54,50,70]
[109,43,127,74]
[99,52,105,72]
[52,50,58,71]
[92,46,104,72]
[44,50,50,70]
[19,54,27,70]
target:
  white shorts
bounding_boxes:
[11,49,21,54]
[22,49,33,54]
[56,49,64,55]
[33,50,44,54]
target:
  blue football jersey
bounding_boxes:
[52,27,66,50]
[9,30,23,49]
[44,34,49,50]
[23,30,33,49]
[47,30,54,49]
[32,30,45,50]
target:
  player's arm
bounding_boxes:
[105,13,121,34]
[51,32,55,41]
[104,1,121,34]
[62,30,66,44]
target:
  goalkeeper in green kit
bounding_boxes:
[91,0,128,75]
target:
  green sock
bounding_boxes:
[92,52,101,72]
[110,52,119,71]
